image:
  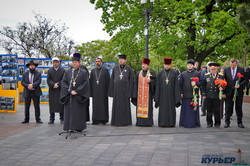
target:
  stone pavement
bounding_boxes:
[0,98,250,166]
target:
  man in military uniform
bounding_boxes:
[202,62,224,128]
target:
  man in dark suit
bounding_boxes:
[21,60,43,124]
[224,58,247,128]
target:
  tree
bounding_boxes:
[0,13,75,58]
[76,40,119,65]
[90,0,248,71]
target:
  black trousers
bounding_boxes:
[225,92,243,125]
[201,98,207,113]
[24,91,41,121]
[206,98,221,126]
[50,112,64,121]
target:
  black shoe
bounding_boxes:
[60,120,64,124]
[36,120,43,124]
[238,124,245,128]
[207,125,212,128]
[21,120,29,124]
[48,120,54,124]
[224,123,230,128]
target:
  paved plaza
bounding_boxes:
[0,98,250,166]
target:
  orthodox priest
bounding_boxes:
[60,53,90,132]
[132,58,156,126]
[155,57,181,127]
[47,57,65,124]
[108,54,134,126]
[72,53,90,122]
[90,57,110,125]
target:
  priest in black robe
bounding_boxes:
[60,54,90,132]
[47,57,65,124]
[90,57,110,125]
[155,57,181,127]
[108,54,134,126]
[132,58,156,126]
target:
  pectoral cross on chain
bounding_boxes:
[73,81,76,87]
[166,79,169,84]
[119,74,123,80]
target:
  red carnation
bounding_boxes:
[191,77,199,82]
[237,72,244,78]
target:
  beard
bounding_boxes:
[29,68,35,74]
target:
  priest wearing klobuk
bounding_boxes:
[155,57,181,127]
[132,58,156,126]
[89,57,110,125]
[60,53,90,132]
[108,54,134,126]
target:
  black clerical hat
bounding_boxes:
[26,60,38,67]
[72,53,81,62]
[118,54,127,59]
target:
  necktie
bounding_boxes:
[30,74,33,84]
[232,69,235,79]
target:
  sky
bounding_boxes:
[0,0,111,46]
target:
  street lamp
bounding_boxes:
[141,0,154,58]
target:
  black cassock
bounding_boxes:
[47,67,65,113]
[90,67,110,124]
[132,70,156,126]
[60,68,90,131]
[80,65,90,122]
[155,69,181,127]
[108,65,134,126]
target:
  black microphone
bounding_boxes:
[68,68,75,92]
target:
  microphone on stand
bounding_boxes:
[68,68,75,92]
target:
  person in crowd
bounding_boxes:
[155,57,181,127]
[179,59,201,128]
[89,57,110,125]
[21,60,43,124]
[202,63,224,128]
[108,54,134,126]
[47,57,65,124]
[223,59,247,128]
[132,58,156,126]
[60,53,90,132]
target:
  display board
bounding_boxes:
[0,54,117,112]
[0,54,18,113]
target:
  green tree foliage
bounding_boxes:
[90,0,247,71]
[76,40,119,65]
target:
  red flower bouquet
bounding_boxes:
[214,79,227,100]
[190,77,199,111]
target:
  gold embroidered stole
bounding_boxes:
[137,70,150,118]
